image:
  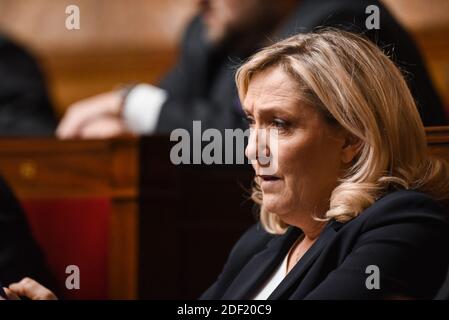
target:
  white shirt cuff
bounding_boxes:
[123,84,168,134]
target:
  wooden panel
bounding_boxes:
[382,0,449,109]
[0,138,138,198]
[426,126,449,158]
[138,136,255,299]
[109,199,139,299]
[0,137,139,299]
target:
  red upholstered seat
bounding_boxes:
[21,198,110,300]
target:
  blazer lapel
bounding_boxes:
[268,222,338,300]
[222,227,302,299]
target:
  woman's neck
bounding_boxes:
[285,220,326,274]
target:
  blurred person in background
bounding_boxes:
[0,34,55,293]
[0,35,57,136]
[0,176,53,293]
[0,35,57,287]
[57,0,447,139]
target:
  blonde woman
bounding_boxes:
[2,29,449,301]
[200,29,449,300]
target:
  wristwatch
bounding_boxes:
[118,83,137,115]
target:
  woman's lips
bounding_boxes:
[258,175,280,181]
[258,175,282,191]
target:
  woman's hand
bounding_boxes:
[2,278,57,300]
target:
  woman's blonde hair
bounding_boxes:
[236,29,449,234]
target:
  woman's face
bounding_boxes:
[244,66,349,226]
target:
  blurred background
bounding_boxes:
[0,0,197,117]
[0,0,448,117]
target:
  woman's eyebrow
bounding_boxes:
[255,103,299,118]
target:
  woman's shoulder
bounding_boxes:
[377,188,443,204]
[227,223,277,263]
[347,189,449,241]
[360,189,448,223]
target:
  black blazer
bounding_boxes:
[200,190,449,300]
[156,0,446,134]
[0,176,53,288]
[0,36,57,136]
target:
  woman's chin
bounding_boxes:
[263,197,287,216]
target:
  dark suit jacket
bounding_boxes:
[156,0,446,133]
[0,36,57,136]
[0,176,53,288]
[200,190,449,300]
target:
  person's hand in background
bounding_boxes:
[57,90,130,139]
[1,278,57,300]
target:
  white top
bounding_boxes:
[123,83,168,134]
[252,252,289,300]
[252,234,304,300]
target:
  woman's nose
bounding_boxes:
[245,128,257,161]
[245,128,271,165]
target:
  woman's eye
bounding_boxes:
[273,118,288,129]
[243,115,255,126]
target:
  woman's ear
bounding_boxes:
[341,133,362,164]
